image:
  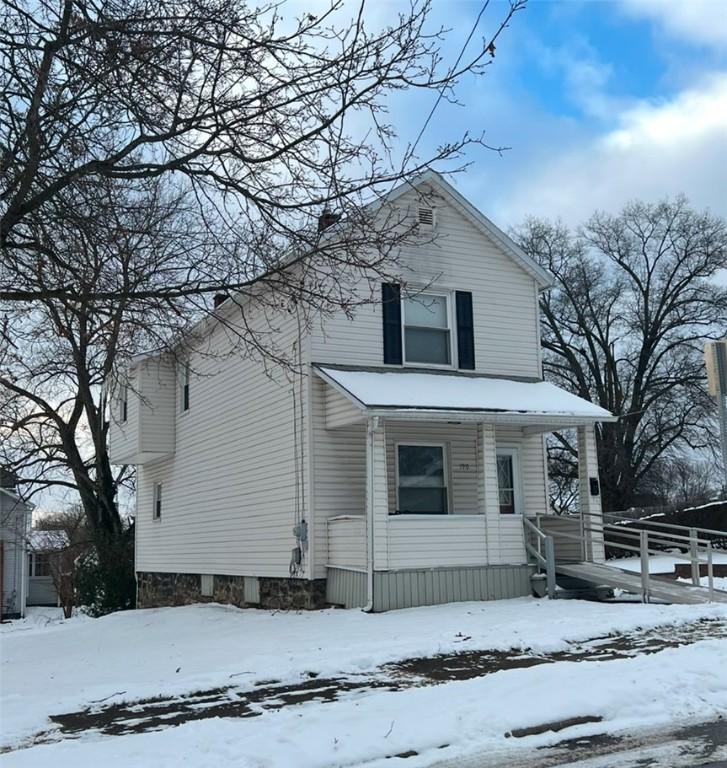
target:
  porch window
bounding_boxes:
[402,293,452,366]
[496,451,520,514]
[396,444,448,514]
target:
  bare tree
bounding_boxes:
[1,0,524,305]
[0,177,211,607]
[2,0,526,608]
[646,455,720,510]
[515,198,727,512]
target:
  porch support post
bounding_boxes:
[577,424,605,562]
[477,423,500,564]
[365,416,388,609]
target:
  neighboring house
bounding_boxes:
[0,473,32,620]
[109,171,614,612]
[27,530,68,607]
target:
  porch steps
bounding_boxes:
[555,561,727,605]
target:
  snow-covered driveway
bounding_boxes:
[2,599,727,767]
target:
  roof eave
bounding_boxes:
[365,408,615,426]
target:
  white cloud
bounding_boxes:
[490,72,727,225]
[618,0,727,48]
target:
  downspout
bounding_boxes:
[363,415,379,612]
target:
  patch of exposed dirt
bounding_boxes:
[7,618,727,753]
[383,618,727,683]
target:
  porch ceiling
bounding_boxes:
[314,365,615,427]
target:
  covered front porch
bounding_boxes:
[314,366,614,610]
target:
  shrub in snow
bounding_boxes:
[77,530,135,617]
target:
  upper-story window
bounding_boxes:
[382,283,473,370]
[120,384,128,423]
[180,363,190,412]
[402,292,452,367]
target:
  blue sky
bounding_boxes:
[379,0,727,227]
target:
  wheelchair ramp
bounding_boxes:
[555,561,727,604]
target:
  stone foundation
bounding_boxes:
[259,576,327,610]
[137,572,328,611]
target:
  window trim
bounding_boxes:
[153,482,163,521]
[400,290,456,369]
[496,448,523,516]
[394,441,451,515]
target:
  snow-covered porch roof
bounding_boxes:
[314,365,615,430]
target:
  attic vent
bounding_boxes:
[417,205,435,228]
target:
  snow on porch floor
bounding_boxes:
[2,598,727,767]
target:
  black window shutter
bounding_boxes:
[382,283,402,365]
[455,291,475,370]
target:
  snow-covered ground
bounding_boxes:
[2,598,727,767]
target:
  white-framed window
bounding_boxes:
[120,384,128,423]
[29,552,51,577]
[402,291,453,367]
[180,362,190,412]
[496,449,522,515]
[153,482,163,520]
[396,442,449,514]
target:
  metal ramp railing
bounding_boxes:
[523,513,727,603]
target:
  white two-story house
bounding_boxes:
[109,172,613,612]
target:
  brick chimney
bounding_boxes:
[0,468,17,490]
[317,209,340,232]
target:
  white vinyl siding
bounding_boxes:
[108,359,176,464]
[0,491,30,617]
[309,185,541,378]
[134,309,309,579]
[310,375,367,579]
[387,516,488,569]
[327,516,366,570]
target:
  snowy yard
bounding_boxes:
[2,599,727,767]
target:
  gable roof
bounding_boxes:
[125,168,553,366]
[383,170,554,290]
